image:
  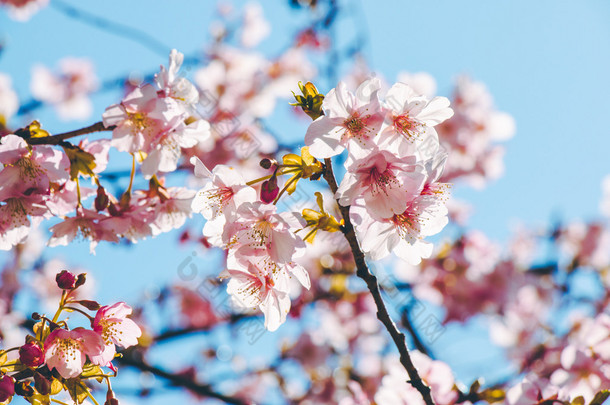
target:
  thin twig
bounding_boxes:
[322,158,436,405]
[27,121,114,145]
[117,350,247,405]
[51,0,171,57]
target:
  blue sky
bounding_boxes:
[1,0,610,403]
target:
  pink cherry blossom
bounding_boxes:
[89,302,142,367]
[223,201,306,264]
[43,328,105,378]
[102,84,183,154]
[351,163,449,265]
[379,82,453,157]
[223,250,309,331]
[336,148,425,218]
[190,156,257,221]
[48,207,120,253]
[305,78,385,159]
[155,49,199,110]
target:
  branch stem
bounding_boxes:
[27,121,114,146]
[322,157,435,405]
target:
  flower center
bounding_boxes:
[56,338,83,361]
[393,114,421,140]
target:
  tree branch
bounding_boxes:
[27,121,114,145]
[51,0,171,57]
[117,350,247,405]
[322,158,436,405]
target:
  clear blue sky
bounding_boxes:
[1,0,610,403]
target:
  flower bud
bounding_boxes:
[259,158,273,169]
[95,186,109,211]
[0,375,14,402]
[55,270,77,289]
[19,342,44,367]
[260,178,279,204]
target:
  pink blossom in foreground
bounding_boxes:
[351,155,449,265]
[31,58,98,121]
[43,328,105,378]
[48,207,120,254]
[89,302,142,367]
[223,201,306,264]
[190,157,257,221]
[102,84,182,154]
[155,49,199,111]
[379,81,453,157]
[305,78,385,159]
[336,148,425,218]
[223,250,310,331]
[0,134,69,201]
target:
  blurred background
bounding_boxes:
[1,1,610,404]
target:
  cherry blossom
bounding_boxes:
[89,302,142,367]
[305,78,385,159]
[43,328,105,379]
[336,148,425,218]
[223,250,309,331]
[379,81,453,157]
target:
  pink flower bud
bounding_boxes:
[260,178,279,204]
[55,270,77,289]
[0,375,15,402]
[19,342,44,367]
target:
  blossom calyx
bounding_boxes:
[300,192,343,243]
[279,147,323,195]
[62,143,97,180]
[291,81,324,120]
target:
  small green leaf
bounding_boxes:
[589,390,610,405]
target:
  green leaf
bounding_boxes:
[63,379,89,404]
[589,390,610,405]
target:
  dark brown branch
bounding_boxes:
[118,350,247,405]
[322,158,436,405]
[27,121,114,145]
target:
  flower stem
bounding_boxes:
[321,157,436,405]
[127,154,136,194]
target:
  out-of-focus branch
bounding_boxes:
[51,0,171,57]
[401,310,433,358]
[322,157,436,405]
[27,121,114,145]
[117,350,248,405]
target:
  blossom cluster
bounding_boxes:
[304,78,453,265]
[0,269,141,404]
